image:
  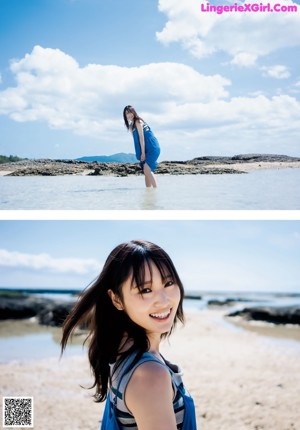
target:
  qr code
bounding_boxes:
[2,397,34,428]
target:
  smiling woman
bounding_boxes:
[61,240,197,430]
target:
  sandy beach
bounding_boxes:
[204,160,300,173]
[1,310,299,430]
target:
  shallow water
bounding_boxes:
[1,169,300,210]
[0,319,84,363]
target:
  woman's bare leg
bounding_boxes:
[143,163,157,188]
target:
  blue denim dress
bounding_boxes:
[132,123,160,172]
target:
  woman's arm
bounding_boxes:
[125,361,177,430]
[135,120,146,161]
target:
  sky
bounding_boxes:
[0,220,299,293]
[0,0,300,161]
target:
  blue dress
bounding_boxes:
[132,123,160,172]
[101,351,197,430]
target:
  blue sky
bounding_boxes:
[0,0,299,160]
[0,220,299,292]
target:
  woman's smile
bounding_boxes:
[119,263,181,343]
[149,308,172,321]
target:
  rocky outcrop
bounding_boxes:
[0,295,75,327]
[1,159,244,176]
[190,154,300,164]
[207,297,254,307]
[37,301,75,327]
[156,163,243,175]
[208,298,240,307]
[184,294,202,300]
[2,154,299,176]
[0,296,49,320]
[3,159,96,176]
[227,305,300,325]
[88,163,141,176]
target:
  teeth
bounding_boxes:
[150,310,171,319]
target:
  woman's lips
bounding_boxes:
[149,309,172,320]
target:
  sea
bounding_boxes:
[1,289,299,363]
[1,168,300,210]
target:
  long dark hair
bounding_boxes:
[123,105,144,130]
[61,240,185,402]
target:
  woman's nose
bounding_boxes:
[154,289,169,307]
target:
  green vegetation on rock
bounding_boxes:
[0,155,27,164]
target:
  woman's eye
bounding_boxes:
[139,288,152,295]
[165,280,174,287]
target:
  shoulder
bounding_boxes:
[135,119,144,129]
[126,360,173,404]
[130,360,171,387]
[125,360,175,425]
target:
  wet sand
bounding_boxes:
[0,310,299,430]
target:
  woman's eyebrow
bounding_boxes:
[131,274,173,288]
[131,279,152,290]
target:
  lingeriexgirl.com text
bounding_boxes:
[200,2,298,13]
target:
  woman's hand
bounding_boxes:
[140,152,146,162]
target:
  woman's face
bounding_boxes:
[125,110,134,123]
[111,262,181,342]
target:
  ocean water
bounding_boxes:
[0,331,85,363]
[0,317,85,363]
[1,168,300,210]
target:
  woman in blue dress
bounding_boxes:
[123,105,160,188]
[61,240,197,430]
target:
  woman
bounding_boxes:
[61,240,197,430]
[123,106,160,188]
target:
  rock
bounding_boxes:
[189,156,231,164]
[227,305,300,325]
[38,301,75,327]
[0,296,52,320]
[231,154,300,162]
[184,294,202,300]
[208,299,236,307]
[0,295,75,327]
[207,297,254,307]
[1,154,299,176]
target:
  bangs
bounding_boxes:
[129,253,182,293]
[125,106,135,114]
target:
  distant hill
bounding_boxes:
[76,153,138,163]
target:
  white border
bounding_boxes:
[0,210,299,221]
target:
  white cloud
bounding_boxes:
[0,45,230,137]
[230,53,258,68]
[0,248,100,275]
[261,65,291,79]
[0,46,300,157]
[156,0,300,65]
